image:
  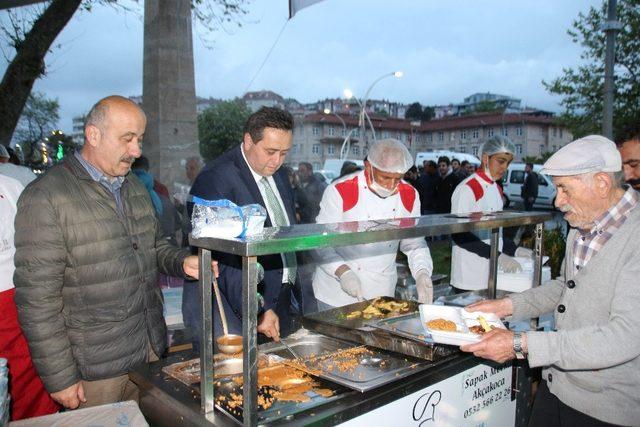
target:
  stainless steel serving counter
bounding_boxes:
[175,211,550,426]
[132,345,481,426]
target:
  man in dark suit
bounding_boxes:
[521,162,539,211]
[295,161,327,224]
[434,156,460,213]
[190,107,298,343]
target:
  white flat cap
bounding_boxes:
[541,135,621,176]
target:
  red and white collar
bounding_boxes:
[476,169,494,184]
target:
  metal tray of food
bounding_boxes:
[263,333,358,360]
[302,298,458,361]
[284,346,426,393]
[366,312,434,344]
[162,353,278,386]
[262,331,428,393]
[303,296,419,331]
[214,363,348,425]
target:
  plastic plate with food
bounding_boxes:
[418,305,506,346]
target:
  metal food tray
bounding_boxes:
[162,354,273,386]
[262,333,358,359]
[262,333,427,393]
[302,298,457,361]
[304,296,419,331]
[366,312,434,344]
[214,366,348,425]
[438,289,512,307]
[287,347,426,393]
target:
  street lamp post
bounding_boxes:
[323,108,355,160]
[602,0,621,139]
[344,70,402,153]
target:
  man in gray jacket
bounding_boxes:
[461,135,640,426]
[14,95,206,410]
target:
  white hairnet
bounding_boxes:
[367,139,413,174]
[480,135,516,157]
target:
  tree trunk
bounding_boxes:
[0,0,83,146]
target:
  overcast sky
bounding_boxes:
[1,0,602,133]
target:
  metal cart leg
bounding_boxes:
[242,256,258,426]
[488,228,500,299]
[198,248,215,415]
[532,223,544,289]
[531,223,545,331]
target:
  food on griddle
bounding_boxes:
[346,310,362,319]
[426,318,458,332]
[314,388,334,397]
[286,346,373,376]
[216,363,334,411]
[346,298,410,319]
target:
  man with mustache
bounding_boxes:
[460,135,640,426]
[617,130,640,191]
[14,96,206,410]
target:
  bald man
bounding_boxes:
[14,96,204,410]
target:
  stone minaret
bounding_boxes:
[143,0,199,190]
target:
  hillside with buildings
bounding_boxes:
[70,90,572,168]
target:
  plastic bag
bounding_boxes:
[191,197,267,239]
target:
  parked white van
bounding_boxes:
[415,151,481,168]
[501,163,556,209]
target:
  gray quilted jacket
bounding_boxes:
[14,155,189,393]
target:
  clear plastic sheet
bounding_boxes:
[191,197,267,239]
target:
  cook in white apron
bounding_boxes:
[312,139,434,308]
[450,136,530,291]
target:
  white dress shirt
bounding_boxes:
[240,145,291,283]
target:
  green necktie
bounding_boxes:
[260,177,297,283]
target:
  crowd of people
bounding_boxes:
[0,95,639,426]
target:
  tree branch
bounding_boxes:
[0,0,83,146]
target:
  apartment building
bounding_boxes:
[289,111,572,170]
[242,90,286,112]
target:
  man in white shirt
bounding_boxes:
[449,136,529,292]
[0,145,36,187]
[312,139,434,309]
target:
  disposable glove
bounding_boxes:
[515,247,533,258]
[339,269,363,300]
[414,269,433,304]
[498,253,523,273]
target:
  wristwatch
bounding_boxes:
[513,331,526,360]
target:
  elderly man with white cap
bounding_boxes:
[450,135,530,292]
[312,139,434,310]
[460,135,640,426]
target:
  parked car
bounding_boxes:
[322,159,364,180]
[501,163,556,209]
